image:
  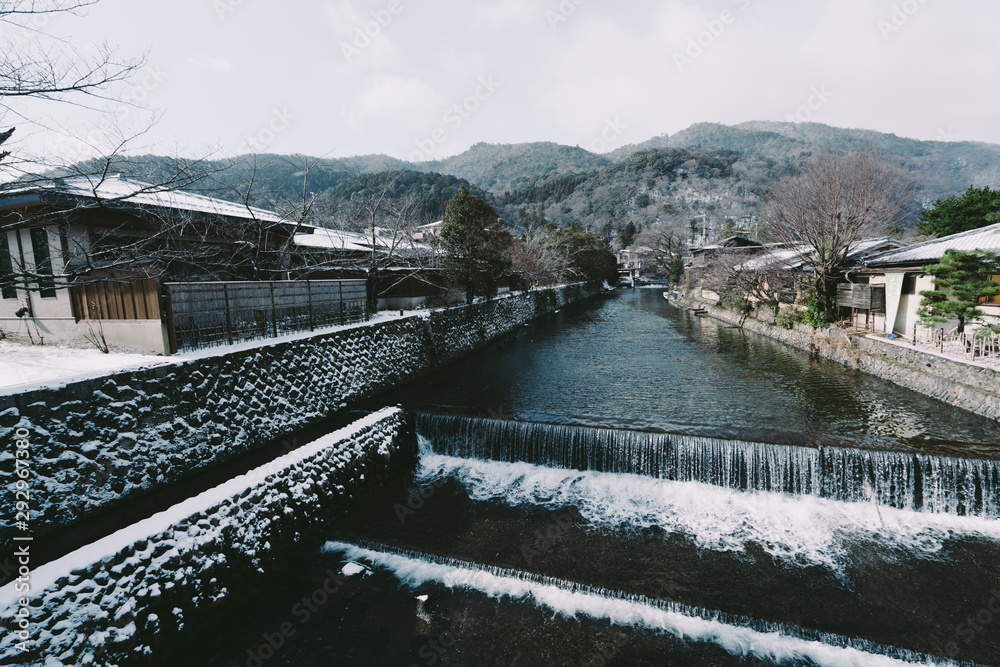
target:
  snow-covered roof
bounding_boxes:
[294,227,433,255]
[294,228,372,253]
[866,223,1000,267]
[733,238,908,273]
[735,244,812,272]
[0,175,285,224]
[845,237,908,261]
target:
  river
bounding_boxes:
[174,288,1000,666]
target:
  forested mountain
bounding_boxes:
[53,122,1000,248]
[417,142,611,193]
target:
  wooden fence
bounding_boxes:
[164,280,368,352]
[69,279,161,321]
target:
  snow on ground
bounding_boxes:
[0,341,175,394]
[175,309,427,361]
[0,311,430,395]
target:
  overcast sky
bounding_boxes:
[7,0,1000,165]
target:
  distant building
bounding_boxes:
[411,221,443,243]
[617,246,655,281]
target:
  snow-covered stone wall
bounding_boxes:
[0,284,597,550]
[0,407,412,667]
[430,283,596,364]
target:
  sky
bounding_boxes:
[5,0,1000,166]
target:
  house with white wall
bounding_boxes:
[860,223,1000,338]
[0,176,292,353]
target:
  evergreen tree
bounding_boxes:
[439,185,513,303]
[918,186,1000,237]
[918,249,1000,334]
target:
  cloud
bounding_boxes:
[474,0,539,28]
[187,54,235,74]
[322,0,364,38]
[341,76,446,132]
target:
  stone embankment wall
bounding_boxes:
[0,407,412,667]
[686,298,1000,422]
[0,284,599,548]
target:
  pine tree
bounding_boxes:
[918,249,1000,334]
[917,186,1000,237]
[439,185,513,303]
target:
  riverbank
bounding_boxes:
[678,294,1000,424]
[0,284,599,554]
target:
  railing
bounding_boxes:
[164,279,368,353]
[913,324,1000,365]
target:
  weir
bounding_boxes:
[323,540,984,667]
[415,414,1000,517]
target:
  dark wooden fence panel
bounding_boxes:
[164,280,368,352]
[70,279,161,321]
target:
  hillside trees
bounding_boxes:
[440,185,513,303]
[764,150,913,321]
[918,249,1000,334]
[917,186,1000,237]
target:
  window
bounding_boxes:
[0,234,16,299]
[30,228,57,298]
[901,273,917,296]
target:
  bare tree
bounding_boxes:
[651,228,686,284]
[0,1,142,105]
[509,228,559,289]
[717,251,797,328]
[0,0,145,178]
[764,150,913,321]
[331,167,430,312]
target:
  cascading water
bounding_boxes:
[174,290,1000,666]
[323,540,988,667]
[415,413,1000,517]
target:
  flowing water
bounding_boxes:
[176,289,1000,666]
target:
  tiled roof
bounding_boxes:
[866,223,1000,267]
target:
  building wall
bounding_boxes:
[0,284,599,550]
[871,272,1000,338]
[0,407,413,667]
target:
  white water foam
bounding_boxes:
[323,541,950,667]
[417,442,1000,574]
